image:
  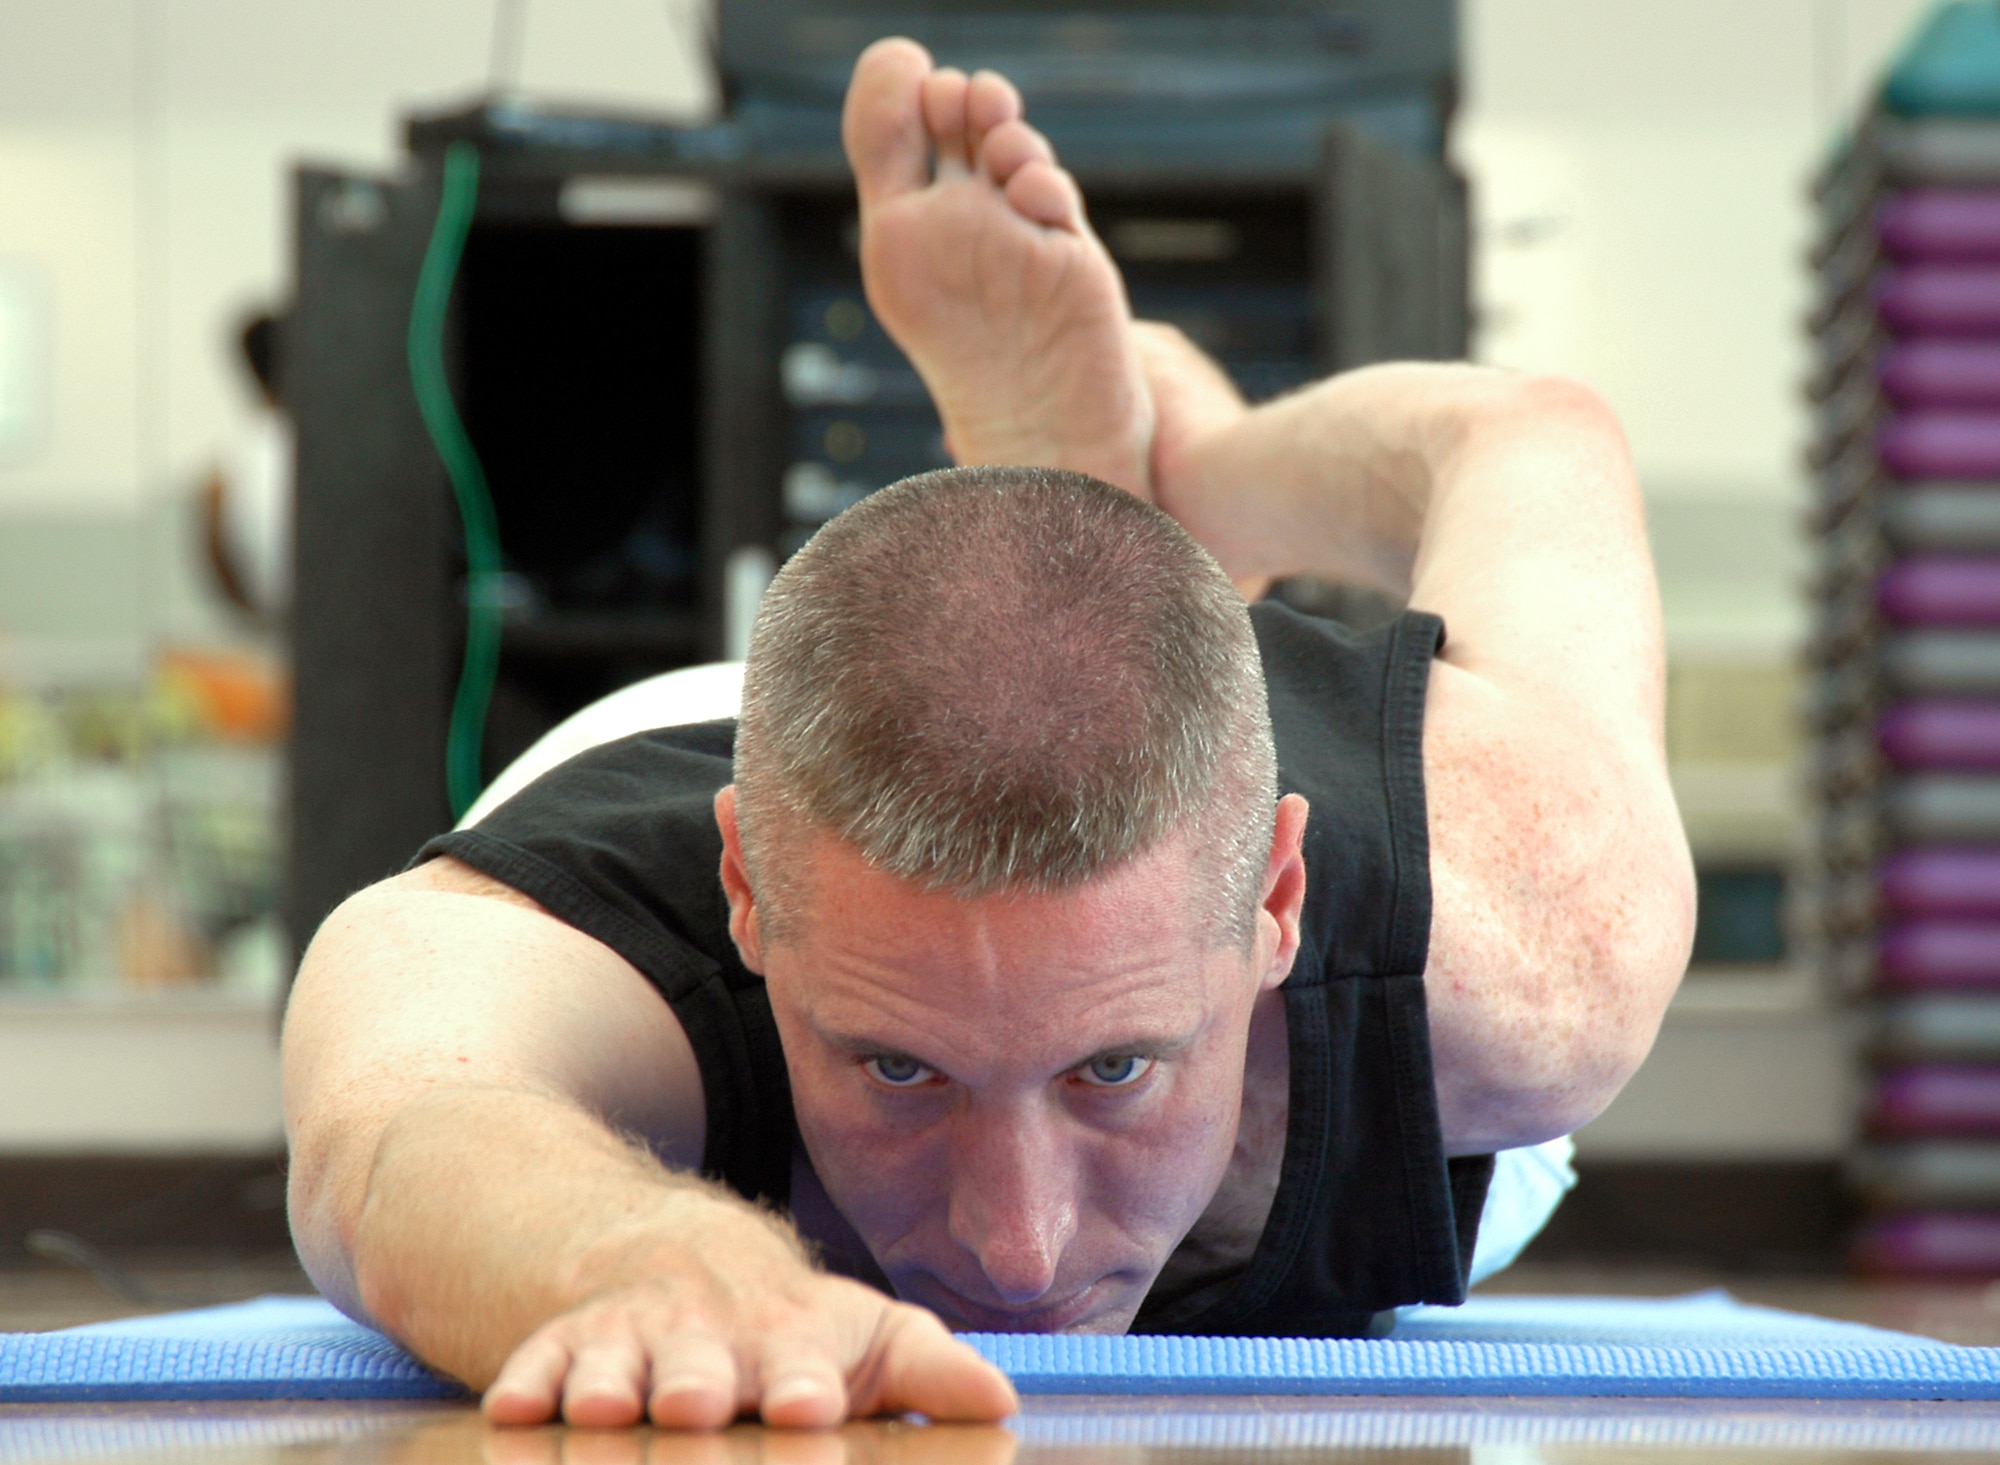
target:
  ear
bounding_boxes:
[714,784,766,975]
[1256,793,1309,991]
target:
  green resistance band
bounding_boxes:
[408,141,503,822]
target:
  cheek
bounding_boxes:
[790,1069,945,1222]
[1087,1067,1244,1219]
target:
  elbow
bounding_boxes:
[1498,371,1625,440]
[285,1130,374,1324]
[1442,852,1696,1153]
[1542,763,1698,1131]
[1471,371,1634,476]
[278,889,399,1323]
[1535,856,1698,1140]
[281,1046,381,1322]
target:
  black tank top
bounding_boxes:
[419,603,1490,1336]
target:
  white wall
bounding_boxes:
[1463,0,1932,495]
[1461,0,1932,660]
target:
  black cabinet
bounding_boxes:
[285,11,1464,953]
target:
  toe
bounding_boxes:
[966,68,1025,151]
[921,67,973,178]
[981,119,1056,186]
[1004,160,1086,233]
[843,37,935,209]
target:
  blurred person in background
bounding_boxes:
[201,310,292,628]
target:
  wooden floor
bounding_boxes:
[9,1260,2000,1462]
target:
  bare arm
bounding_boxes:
[282,856,1014,1427]
[1145,347,1695,1152]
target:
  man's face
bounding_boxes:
[718,795,1298,1335]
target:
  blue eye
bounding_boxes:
[864,1054,937,1088]
[1080,1054,1153,1087]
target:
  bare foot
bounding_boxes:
[842,38,1154,496]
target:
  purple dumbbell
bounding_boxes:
[1880,556,2000,624]
[1871,1064,2000,1136]
[1879,267,2000,335]
[1881,920,2000,987]
[1881,699,2000,767]
[1882,414,2000,479]
[1854,1210,2000,1275]
[1880,191,2000,263]
[1883,848,2000,915]
[1882,341,2000,407]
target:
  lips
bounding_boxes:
[913,1277,1113,1333]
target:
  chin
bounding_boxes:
[1058,1308,1140,1336]
[914,1278,1144,1336]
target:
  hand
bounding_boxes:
[481,1269,1018,1430]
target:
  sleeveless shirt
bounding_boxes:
[417,602,1491,1335]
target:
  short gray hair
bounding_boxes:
[733,466,1277,944]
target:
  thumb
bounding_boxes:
[854,1306,1019,1422]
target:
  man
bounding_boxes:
[281,39,1693,1430]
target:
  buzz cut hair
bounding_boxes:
[732,465,1278,945]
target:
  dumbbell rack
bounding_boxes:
[1809,113,2000,1274]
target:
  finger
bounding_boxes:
[860,1308,1018,1423]
[920,67,973,179]
[965,68,1025,160]
[644,1332,740,1432]
[483,1331,572,1427]
[980,120,1056,188]
[560,1337,651,1429]
[1003,160,1086,233]
[843,37,935,210]
[755,1337,850,1429]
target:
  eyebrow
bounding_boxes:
[811,1022,1204,1071]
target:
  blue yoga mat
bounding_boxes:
[3,1291,1996,1404]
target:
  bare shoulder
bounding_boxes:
[1419,654,1693,1156]
[397,852,550,908]
[285,858,707,1170]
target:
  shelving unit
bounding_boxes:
[1807,6,2000,1272]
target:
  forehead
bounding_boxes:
[766,830,1234,1043]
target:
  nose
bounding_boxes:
[946,1102,1080,1307]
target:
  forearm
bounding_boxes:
[1156,363,1658,715]
[329,1085,807,1390]
[1150,361,1447,591]
[1156,362,1617,586]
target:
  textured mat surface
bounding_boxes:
[0,1297,461,1402]
[3,1291,1998,1402]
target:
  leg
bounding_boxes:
[842,39,1154,495]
